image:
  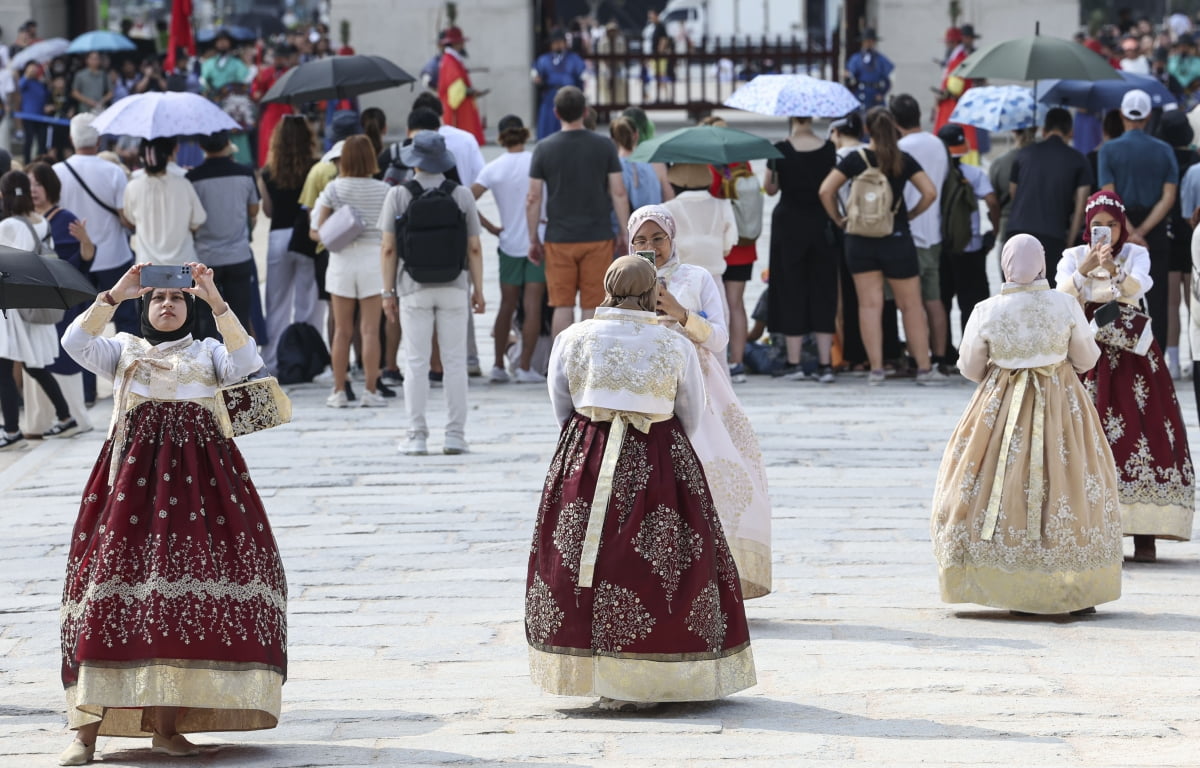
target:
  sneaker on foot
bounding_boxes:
[728,363,747,383]
[817,365,836,384]
[781,366,810,381]
[429,371,443,388]
[867,369,886,386]
[514,367,547,383]
[489,366,511,383]
[402,434,428,455]
[443,435,469,454]
[325,389,357,408]
[380,368,404,385]
[43,418,80,438]
[915,368,949,386]
[359,389,388,407]
[0,431,27,450]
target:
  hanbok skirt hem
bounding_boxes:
[1120,502,1194,541]
[728,537,771,599]
[939,562,1122,614]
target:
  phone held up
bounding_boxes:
[139,265,193,289]
[1090,225,1111,248]
[635,250,656,266]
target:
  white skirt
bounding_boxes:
[0,311,60,367]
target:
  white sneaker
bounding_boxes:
[489,366,511,383]
[402,434,428,455]
[314,367,335,385]
[325,389,357,408]
[514,367,547,383]
[443,435,469,454]
[359,389,388,407]
[915,368,949,386]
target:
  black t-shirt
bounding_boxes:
[530,129,622,243]
[260,164,310,231]
[835,148,923,234]
[1007,135,1093,240]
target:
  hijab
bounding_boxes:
[626,204,678,274]
[139,289,196,345]
[601,255,658,313]
[1082,190,1130,254]
[1000,233,1046,285]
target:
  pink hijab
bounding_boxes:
[1000,233,1046,285]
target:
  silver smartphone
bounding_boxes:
[139,265,193,289]
[635,250,656,266]
[1090,225,1111,246]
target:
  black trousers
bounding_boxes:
[192,259,256,341]
[1128,210,1170,349]
[940,246,991,334]
[0,358,70,433]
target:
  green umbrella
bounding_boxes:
[953,35,1122,82]
[628,125,783,164]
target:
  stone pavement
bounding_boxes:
[2,370,1200,767]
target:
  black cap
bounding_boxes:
[1179,33,1196,47]
[497,114,524,132]
[550,28,567,43]
[198,131,230,153]
[862,28,879,41]
[960,23,979,38]
[937,123,967,147]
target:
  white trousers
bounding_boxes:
[262,228,322,372]
[20,372,93,435]
[401,285,469,440]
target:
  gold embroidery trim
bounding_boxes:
[575,409,670,588]
[980,365,1054,541]
[213,308,251,352]
[682,312,713,344]
[79,299,117,336]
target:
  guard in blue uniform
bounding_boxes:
[532,29,586,139]
[845,29,894,110]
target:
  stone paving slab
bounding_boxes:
[3,374,1200,767]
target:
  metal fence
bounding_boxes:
[583,35,841,120]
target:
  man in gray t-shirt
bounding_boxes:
[526,86,629,338]
[71,52,112,111]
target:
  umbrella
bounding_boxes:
[628,125,783,164]
[263,54,416,105]
[196,26,258,44]
[91,92,241,139]
[11,38,70,71]
[953,35,1122,82]
[723,74,861,118]
[948,85,1037,132]
[1039,71,1177,113]
[66,31,137,54]
[0,246,97,314]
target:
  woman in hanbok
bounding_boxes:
[1056,191,1195,562]
[56,262,286,765]
[931,235,1123,615]
[626,204,772,598]
[527,256,755,711]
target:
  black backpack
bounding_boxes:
[396,180,467,284]
[940,151,976,254]
[275,322,330,385]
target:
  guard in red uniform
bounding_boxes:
[437,27,487,145]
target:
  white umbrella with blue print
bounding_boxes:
[948,85,1038,132]
[90,91,241,139]
[724,74,862,118]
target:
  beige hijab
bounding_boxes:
[601,255,658,312]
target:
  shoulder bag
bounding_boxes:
[16,218,67,325]
[316,182,365,253]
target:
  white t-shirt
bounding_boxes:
[474,150,533,256]
[661,190,737,278]
[122,173,207,265]
[1120,57,1151,76]
[959,162,994,253]
[898,131,948,249]
[54,155,134,272]
[439,125,485,187]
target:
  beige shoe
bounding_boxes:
[58,740,95,766]
[597,696,658,712]
[152,733,200,757]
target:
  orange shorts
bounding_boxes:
[544,240,613,309]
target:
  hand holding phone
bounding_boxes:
[139,264,193,289]
[635,250,656,266]
[1090,225,1111,247]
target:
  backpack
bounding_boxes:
[275,322,330,385]
[940,151,976,254]
[396,180,468,284]
[725,166,764,241]
[844,149,898,238]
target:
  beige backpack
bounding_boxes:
[844,148,898,238]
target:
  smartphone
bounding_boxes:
[635,250,656,266]
[1094,299,1121,327]
[1091,225,1111,246]
[140,265,193,289]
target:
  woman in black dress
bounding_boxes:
[764,116,839,382]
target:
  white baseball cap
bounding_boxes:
[321,140,345,164]
[1120,89,1152,121]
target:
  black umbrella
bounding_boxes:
[262,55,416,105]
[0,246,97,315]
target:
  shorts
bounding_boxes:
[544,240,612,309]
[723,262,753,282]
[1170,231,1193,273]
[844,233,919,280]
[325,240,383,299]
[916,245,942,301]
[499,248,546,285]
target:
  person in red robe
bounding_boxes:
[252,44,297,168]
[934,24,982,158]
[437,27,487,145]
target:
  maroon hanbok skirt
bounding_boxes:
[1084,302,1195,540]
[61,400,287,736]
[526,412,756,702]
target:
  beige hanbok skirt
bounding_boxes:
[931,362,1123,613]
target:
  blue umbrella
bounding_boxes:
[1038,71,1177,113]
[948,85,1037,132]
[66,31,137,54]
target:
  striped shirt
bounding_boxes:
[316,177,391,247]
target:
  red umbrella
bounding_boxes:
[165,0,195,72]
